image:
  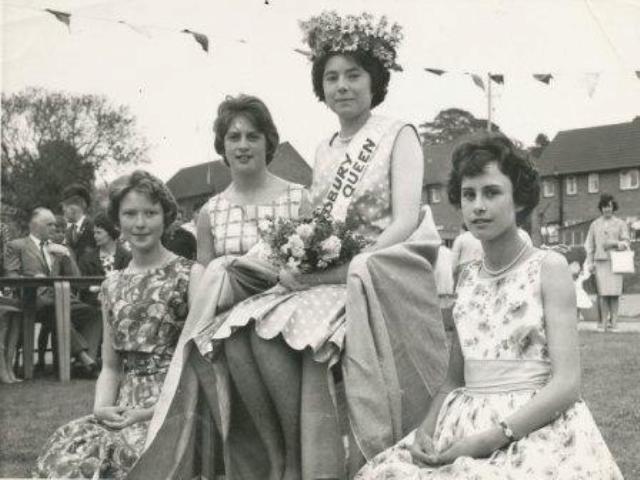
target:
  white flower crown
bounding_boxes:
[299,11,403,72]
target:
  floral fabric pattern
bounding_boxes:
[35,257,193,479]
[356,250,623,479]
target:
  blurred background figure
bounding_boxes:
[585,193,631,331]
[61,184,96,260]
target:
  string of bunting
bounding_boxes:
[4,4,277,53]
[7,3,640,91]
[423,68,640,98]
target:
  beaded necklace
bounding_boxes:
[482,240,529,276]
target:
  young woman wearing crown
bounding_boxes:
[130,11,448,480]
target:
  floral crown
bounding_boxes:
[299,11,403,72]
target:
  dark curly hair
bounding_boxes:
[447,134,540,224]
[311,51,390,109]
[213,94,280,166]
[597,193,618,212]
[107,170,178,232]
[93,211,120,240]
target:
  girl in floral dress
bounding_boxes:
[36,171,202,479]
[356,135,623,479]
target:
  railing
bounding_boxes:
[0,276,105,382]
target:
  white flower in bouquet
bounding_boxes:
[295,223,315,243]
[320,235,342,262]
[317,259,329,269]
[282,234,306,259]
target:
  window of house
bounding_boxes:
[565,176,578,195]
[587,173,599,193]
[542,179,555,197]
[428,186,442,204]
[620,169,640,190]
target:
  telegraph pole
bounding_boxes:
[487,72,493,132]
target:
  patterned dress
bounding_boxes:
[196,118,403,361]
[35,256,193,479]
[356,250,623,479]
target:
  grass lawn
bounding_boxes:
[1,332,639,478]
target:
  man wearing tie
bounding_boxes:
[4,207,101,377]
[61,184,96,260]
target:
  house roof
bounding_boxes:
[166,142,312,201]
[537,117,640,176]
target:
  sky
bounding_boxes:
[2,0,640,183]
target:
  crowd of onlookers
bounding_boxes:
[0,183,202,383]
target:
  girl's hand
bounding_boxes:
[428,430,504,465]
[408,427,438,466]
[617,241,628,251]
[278,269,308,292]
[94,406,128,429]
[97,408,151,429]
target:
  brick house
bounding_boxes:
[166,142,312,216]
[534,117,640,245]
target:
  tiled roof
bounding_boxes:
[537,117,640,176]
[166,142,312,201]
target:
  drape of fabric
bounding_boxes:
[128,255,278,480]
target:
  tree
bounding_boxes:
[1,87,148,223]
[1,140,96,226]
[419,108,502,145]
[528,133,550,159]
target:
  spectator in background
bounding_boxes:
[0,222,22,383]
[162,210,197,260]
[585,193,631,331]
[4,207,101,377]
[62,184,96,260]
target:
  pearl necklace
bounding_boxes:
[482,240,529,276]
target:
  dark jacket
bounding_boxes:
[65,217,96,260]
[78,243,131,305]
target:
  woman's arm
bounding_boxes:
[196,206,214,266]
[371,125,423,250]
[584,221,596,271]
[93,302,125,423]
[188,262,205,308]
[436,251,581,463]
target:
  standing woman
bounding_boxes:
[130,95,309,479]
[36,171,201,479]
[585,193,630,331]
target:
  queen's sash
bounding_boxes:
[321,116,398,222]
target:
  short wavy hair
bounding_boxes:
[311,51,390,109]
[597,193,618,212]
[213,95,280,166]
[447,134,540,224]
[107,170,178,232]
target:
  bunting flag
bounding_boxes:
[44,9,71,30]
[425,68,446,76]
[469,73,485,91]
[181,29,209,52]
[533,74,553,84]
[489,74,504,84]
[635,71,640,80]
[583,72,601,98]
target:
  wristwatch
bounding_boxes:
[498,418,516,442]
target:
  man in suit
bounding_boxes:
[61,184,96,260]
[4,207,101,377]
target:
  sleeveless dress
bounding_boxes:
[195,117,401,361]
[356,250,623,479]
[35,257,193,479]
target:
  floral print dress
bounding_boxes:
[35,257,193,479]
[356,250,623,479]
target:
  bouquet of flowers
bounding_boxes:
[258,209,368,273]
